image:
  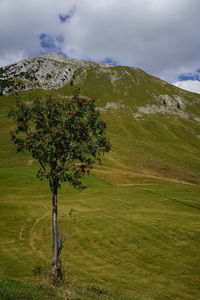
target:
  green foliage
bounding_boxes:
[8,89,110,190]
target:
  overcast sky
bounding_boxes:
[1,0,200,93]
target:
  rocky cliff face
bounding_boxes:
[0,52,109,95]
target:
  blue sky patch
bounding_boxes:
[39,32,67,57]
[102,57,118,66]
[178,69,200,81]
[39,33,57,51]
[59,14,71,23]
[58,6,76,24]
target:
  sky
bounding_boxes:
[1,0,200,93]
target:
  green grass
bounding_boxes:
[1,92,200,182]
[0,167,200,299]
[0,278,59,300]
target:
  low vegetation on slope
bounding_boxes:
[1,84,200,183]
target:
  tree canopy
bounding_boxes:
[8,90,111,191]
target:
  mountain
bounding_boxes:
[0,52,109,95]
[1,52,200,118]
[0,52,200,184]
[1,53,200,299]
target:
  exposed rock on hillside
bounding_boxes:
[0,52,200,122]
[0,52,109,96]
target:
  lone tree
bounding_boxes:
[8,89,110,282]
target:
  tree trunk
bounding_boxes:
[49,186,62,282]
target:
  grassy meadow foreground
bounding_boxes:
[0,85,200,299]
[0,167,200,299]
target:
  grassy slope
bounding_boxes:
[0,67,200,299]
[0,168,200,299]
[1,74,200,182]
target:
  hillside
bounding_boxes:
[1,52,200,183]
[0,53,200,299]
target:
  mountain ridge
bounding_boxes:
[0,51,186,97]
[0,52,111,95]
[1,52,200,122]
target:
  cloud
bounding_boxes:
[56,34,65,44]
[173,69,200,93]
[0,50,25,67]
[173,80,200,94]
[1,0,200,84]
[0,0,74,64]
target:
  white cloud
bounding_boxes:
[1,0,200,83]
[173,80,200,94]
[0,50,25,67]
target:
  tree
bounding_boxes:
[8,89,111,282]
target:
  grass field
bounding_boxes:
[0,166,200,299]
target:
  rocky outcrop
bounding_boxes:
[0,52,109,95]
